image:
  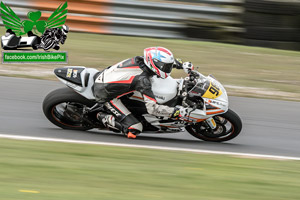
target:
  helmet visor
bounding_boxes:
[153,60,173,73]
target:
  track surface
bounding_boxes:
[1,76,300,157]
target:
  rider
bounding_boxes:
[93,47,194,139]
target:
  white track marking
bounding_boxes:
[1,133,300,161]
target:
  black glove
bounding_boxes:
[174,58,183,69]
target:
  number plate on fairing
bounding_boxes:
[202,81,223,99]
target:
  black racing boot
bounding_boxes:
[96,113,122,132]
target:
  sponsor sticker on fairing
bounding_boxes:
[66,68,72,78]
[73,70,78,78]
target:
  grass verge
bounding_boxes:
[1,26,300,100]
[1,138,300,200]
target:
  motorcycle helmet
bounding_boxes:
[61,25,69,35]
[144,47,175,79]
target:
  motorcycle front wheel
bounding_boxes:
[186,109,242,142]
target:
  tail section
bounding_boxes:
[54,66,99,100]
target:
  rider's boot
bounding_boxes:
[97,113,121,132]
[97,113,141,139]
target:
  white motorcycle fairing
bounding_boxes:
[185,75,229,123]
[54,66,99,100]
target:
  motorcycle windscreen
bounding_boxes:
[188,80,210,97]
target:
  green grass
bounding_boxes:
[1,26,300,100]
[1,138,300,200]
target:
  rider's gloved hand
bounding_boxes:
[174,58,183,69]
[182,62,194,74]
[171,106,188,119]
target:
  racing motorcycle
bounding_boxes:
[39,32,60,50]
[43,66,242,142]
[39,28,67,51]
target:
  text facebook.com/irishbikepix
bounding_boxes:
[1,1,69,63]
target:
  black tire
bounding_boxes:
[245,0,300,15]
[245,27,300,42]
[186,109,242,142]
[42,87,96,130]
[243,11,300,28]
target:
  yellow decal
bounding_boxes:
[202,82,222,99]
[211,118,216,127]
[66,68,73,78]
[173,110,180,117]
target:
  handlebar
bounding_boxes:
[189,70,207,82]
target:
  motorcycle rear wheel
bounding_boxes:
[186,109,242,142]
[43,87,96,130]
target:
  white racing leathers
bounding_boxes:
[93,56,175,134]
